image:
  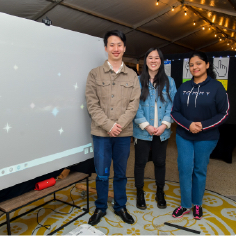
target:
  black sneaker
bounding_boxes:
[172,206,191,218]
[193,205,203,220]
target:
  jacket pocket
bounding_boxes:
[120,81,134,98]
[96,80,110,97]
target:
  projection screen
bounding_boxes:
[0,13,107,190]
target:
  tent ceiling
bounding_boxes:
[0,0,236,60]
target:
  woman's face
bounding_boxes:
[189,56,209,79]
[146,50,161,73]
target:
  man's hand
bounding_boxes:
[154,124,167,136]
[145,125,157,136]
[108,123,122,137]
[189,122,202,134]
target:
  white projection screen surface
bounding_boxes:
[0,13,107,190]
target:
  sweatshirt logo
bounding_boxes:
[183,91,210,96]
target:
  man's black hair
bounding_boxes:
[103,30,126,47]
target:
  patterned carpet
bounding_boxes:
[0,178,235,235]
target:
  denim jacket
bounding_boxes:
[133,76,177,141]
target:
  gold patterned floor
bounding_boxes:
[0,178,235,235]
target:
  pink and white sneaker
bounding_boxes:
[193,205,203,220]
[172,206,191,218]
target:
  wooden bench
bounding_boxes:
[0,172,89,235]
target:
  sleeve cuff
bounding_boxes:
[109,123,117,132]
[162,121,171,129]
[139,122,150,130]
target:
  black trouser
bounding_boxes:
[134,136,168,189]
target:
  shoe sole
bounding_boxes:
[194,216,202,220]
[88,212,106,226]
[136,204,147,210]
[172,210,191,218]
[155,197,167,209]
[157,204,167,209]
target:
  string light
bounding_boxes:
[214,34,217,37]
[184,11,187,16]
[208,27,211,30]
[172,6,175,11]
[163,55,236,61]
[156,0,159,6]
[219,38,222,41]
[202,26,205,30]
[193,21,196,25]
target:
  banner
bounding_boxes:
[213,57,229,90]
[164,60,171,77]
[182,58,192,82]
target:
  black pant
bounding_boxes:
[134,136,168,189]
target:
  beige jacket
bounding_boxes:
[85,61,141,137]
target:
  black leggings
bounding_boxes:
[134,136,168,189]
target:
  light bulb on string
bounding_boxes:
[214,34,217,37]
[156,0,159,6]
[202,26,205,30]
[184,11,187,16]
[172,6,175,11]
[193,21,196,25]
[219,38,222,41]
[208,27,211,30]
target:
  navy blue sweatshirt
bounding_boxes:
[171,76,229,141]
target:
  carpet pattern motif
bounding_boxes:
[0,178,235,235]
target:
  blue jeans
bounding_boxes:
[176,134,218,208]
[93,135,131,212]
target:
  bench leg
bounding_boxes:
[6,212,11,235]
[86,177,89,211]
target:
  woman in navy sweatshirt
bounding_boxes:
[171,51,229,220]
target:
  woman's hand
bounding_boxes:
[154,124,167,136]
[195,122,202,130]
[145,125,156,135]
[189,122,202,134]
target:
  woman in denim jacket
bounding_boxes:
[133,48,177,210]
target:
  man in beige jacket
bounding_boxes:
[86,30,140,226]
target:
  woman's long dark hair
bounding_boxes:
[189,51,216,79]
[140,48,171,102]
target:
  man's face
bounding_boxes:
[105,36,126,62]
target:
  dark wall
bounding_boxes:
[165,51,236,124]
[227,57,236,124]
